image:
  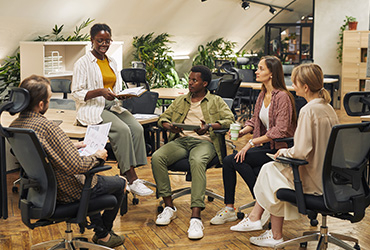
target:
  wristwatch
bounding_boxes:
[207,123,213,131]
[248,139,255,147]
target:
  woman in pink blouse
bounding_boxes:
[244,64,338,248]
[210,56,296,226]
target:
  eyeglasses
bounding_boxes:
[95,39,113,45]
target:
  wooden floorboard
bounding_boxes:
[1,109,370,249]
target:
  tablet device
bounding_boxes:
[172,123,201,130]
[266,153,276,161]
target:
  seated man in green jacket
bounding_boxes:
[151,65,234,240]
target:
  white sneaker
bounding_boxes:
[156,206,177,225]
[250,230,283,247]
[210,207,238,225]
[188,218,204,240]
[230,216,262,232]
[128,179,153,196]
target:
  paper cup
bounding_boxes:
[230,123,241,141]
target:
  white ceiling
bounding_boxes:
[0,0,313,71]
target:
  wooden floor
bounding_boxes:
[1,109,369,250]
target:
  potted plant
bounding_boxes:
[337,16,358,63]
[347,16,358,30]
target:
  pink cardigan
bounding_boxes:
[244,89,296,149]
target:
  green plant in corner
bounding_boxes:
[132,32,186,89]
[337,16,357,64]
[0,52,20,102]
[193,38,237,70]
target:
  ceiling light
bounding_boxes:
[269,6,277,14]
[241,0,250,10]
[201,0,207,2]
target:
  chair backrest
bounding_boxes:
[120,68,150,90]
[50,79,71,99]
[207,78,222,93]
[121,91,158,114]
[6,128,57,221]
[215,77,242,100]
[234,68,254,82]
[343,91,370,116]
[322,122,370,222]
[49,99,76,110]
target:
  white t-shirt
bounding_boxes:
[259,102,270,130]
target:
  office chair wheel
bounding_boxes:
[237,212,245,220]
[354,243,360,250]
[157,206,164,213]
[300,242,307,248]
[12,186,18,193]
[207,196,214,202]
[310,218,318,226]
[132,198,139,205]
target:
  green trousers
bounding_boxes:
[101,108,147,174]
[151,136,216,208]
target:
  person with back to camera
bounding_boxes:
[241,63,339,247]
[11,75,126,248]
[210,56,297,228]
[72,23,153,196]
[151,65,234,240]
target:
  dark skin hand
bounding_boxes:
[195,120,209,135]
[162,122,184,133]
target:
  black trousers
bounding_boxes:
[222,142,277,204]
[89,175,125,238]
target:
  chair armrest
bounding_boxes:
[276,156,308,215]
[274,137,294,147]
[75,164,112,224]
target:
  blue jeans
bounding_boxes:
[89,175,125,238]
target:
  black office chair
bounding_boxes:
[343,91,370,116]
[274,122,370,249]
[156,98,234,213]
[50,79,71,99]
[120,68,150,91]
[234,68,255,121]
[0,88,118,250]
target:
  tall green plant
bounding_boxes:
[132,32,186,88]
[337,16,357,64]
[0,52,20,101]
[193,38,237,70]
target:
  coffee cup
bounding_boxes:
[230,123,241,141]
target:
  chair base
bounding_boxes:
[274,226,359,250]
[31,223,114,250]
[32,238,113,250]
[159,187,224,208]
[236,201,255,219]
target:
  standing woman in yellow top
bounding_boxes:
[72,23,153,196]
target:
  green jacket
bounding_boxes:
[158,90,235,163]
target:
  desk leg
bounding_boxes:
[0,136,8,219]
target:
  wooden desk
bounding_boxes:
[152,88,188,100]
[1,109,159,139]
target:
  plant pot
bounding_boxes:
[348,21,358,30]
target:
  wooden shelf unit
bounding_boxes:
[341,31,370,108]
[20,41,123,81]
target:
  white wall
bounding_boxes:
[314,0,370,75]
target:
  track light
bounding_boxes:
[201,0,207,2]
[269,6,277,14]
[241,0,250,10]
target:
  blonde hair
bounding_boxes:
[291,63,331,104]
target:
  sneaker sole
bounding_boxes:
[155,215,177,226]
[230,226,262,232]
[210,216,238,225]
[188,234,204,240]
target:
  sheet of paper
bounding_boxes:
[78,122,111,156]
[133,113,159,120]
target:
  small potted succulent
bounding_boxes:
[347,16,358,30]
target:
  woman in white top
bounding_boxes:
[72,23,153,196]
[241,63,339,248]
